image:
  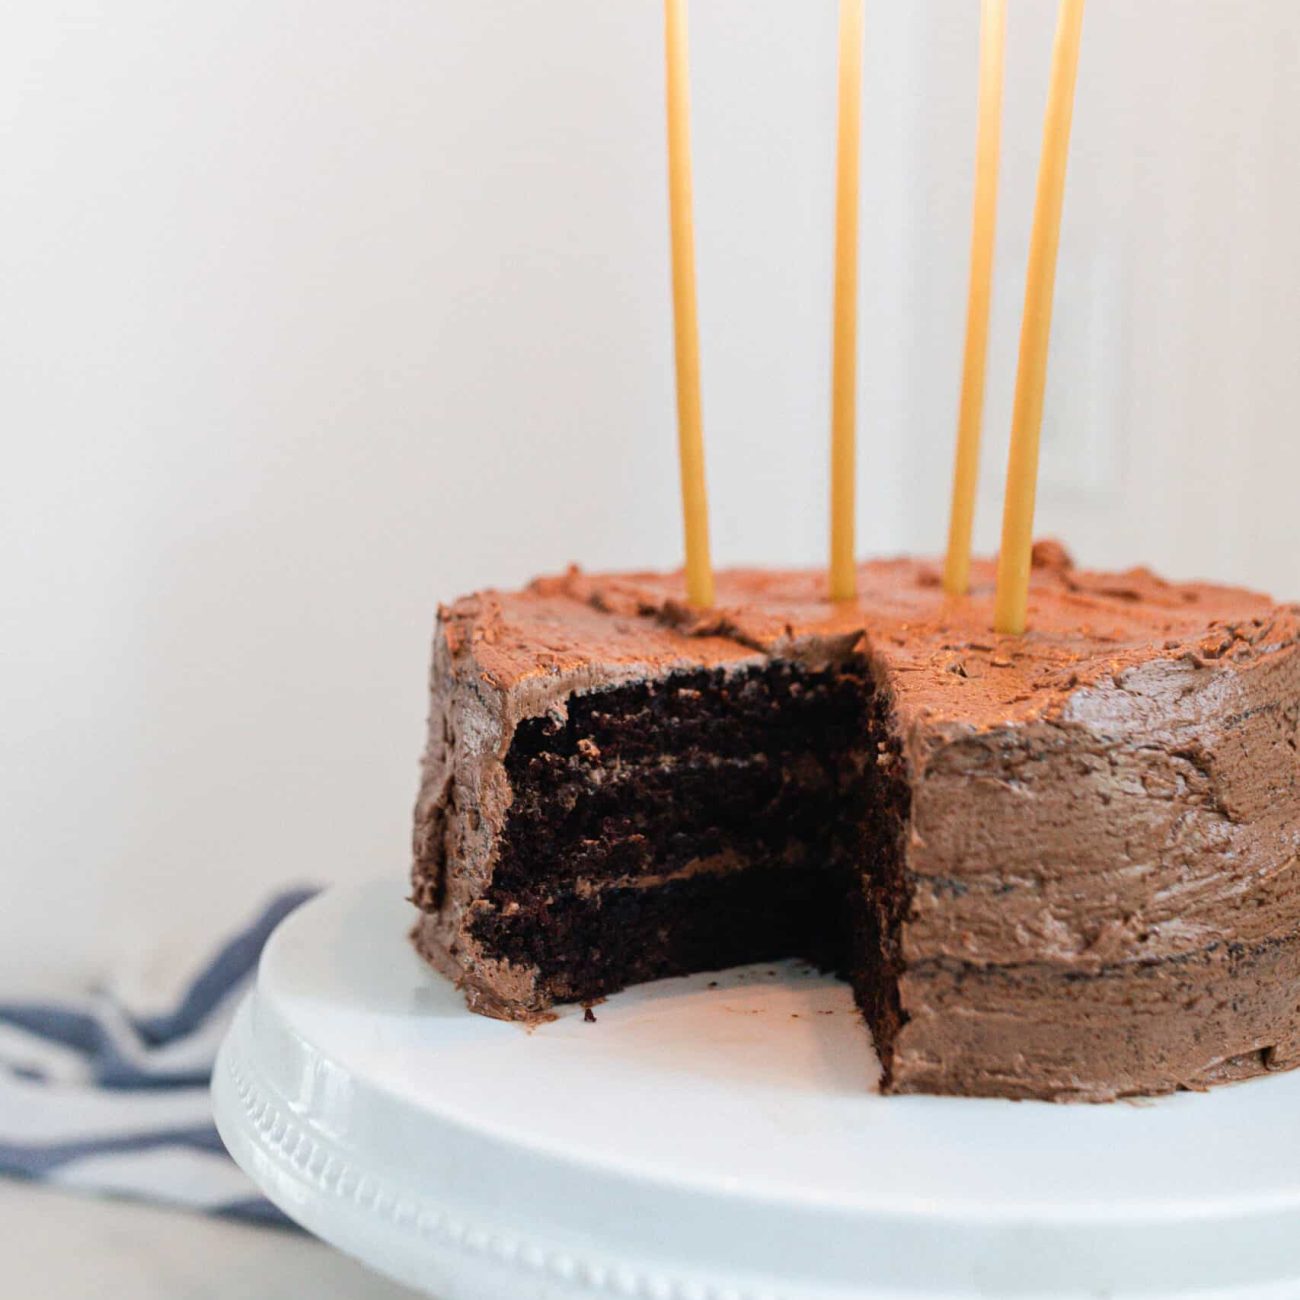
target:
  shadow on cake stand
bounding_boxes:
[214,880,1300,1300]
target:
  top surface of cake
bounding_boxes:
[444,544,1296,739]
[414,546,1300,1101]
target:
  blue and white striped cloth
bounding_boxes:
[0,888,314,1225]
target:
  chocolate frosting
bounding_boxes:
[413,546,1300,1100]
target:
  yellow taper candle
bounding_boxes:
[664,0,713,608]
[994,0,1086,635]
[829,0,865,602]
[943,0,1007,598]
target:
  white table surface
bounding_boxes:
[0,1179,419,1299]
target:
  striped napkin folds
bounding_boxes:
[0,889,314,1224]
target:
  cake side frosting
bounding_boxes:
[412,547,1300,1099]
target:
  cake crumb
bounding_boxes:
[1031,538,1074,571]
[583,1006,597,1024]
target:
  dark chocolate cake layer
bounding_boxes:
[411,545,1300,1101]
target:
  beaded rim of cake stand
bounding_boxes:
[222,1050,786,1300]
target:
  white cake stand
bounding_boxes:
[214,881,1300,1300]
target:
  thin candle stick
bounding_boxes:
[829,0,865,602]
[943,0,1007,598]
[664,0,713,608]
[994,0,1086,635]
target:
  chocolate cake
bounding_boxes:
[410,544,1300,1101]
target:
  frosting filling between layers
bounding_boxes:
[457,658,910,1064]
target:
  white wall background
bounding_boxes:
[3,1,1299,986]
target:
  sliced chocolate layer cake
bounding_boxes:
[411,545,1300,1100]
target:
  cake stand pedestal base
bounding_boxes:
[214,881,1300,1300]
